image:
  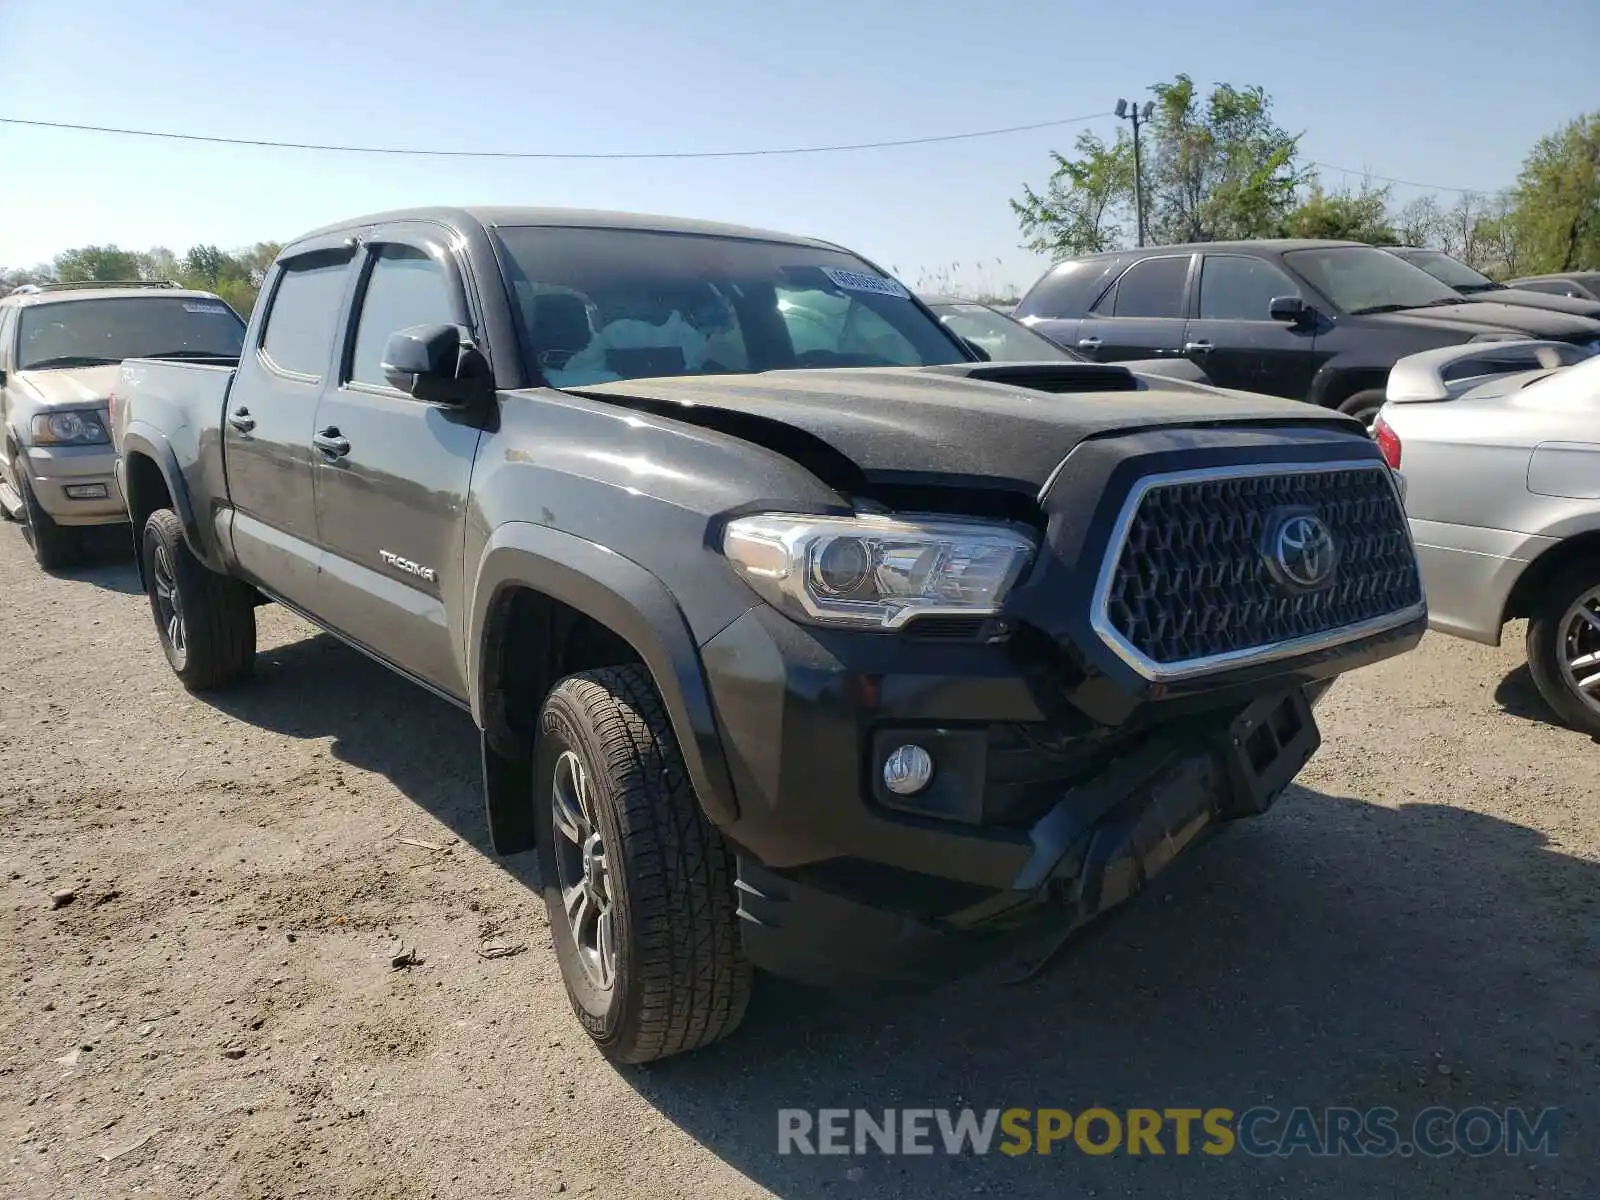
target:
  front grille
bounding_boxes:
[1097,462,1422,673]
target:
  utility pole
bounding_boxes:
[1115,98,1156,247]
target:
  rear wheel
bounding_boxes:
[141,508,256,690]
[535,664,752,1063]
[1527,565,1600,737]
[1335,388,1387,433]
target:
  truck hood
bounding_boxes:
[569,364,1357,493]
[1376,300,1600,342]
[1458,286,1600,321]
[11,364,122,408]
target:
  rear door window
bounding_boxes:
[1105,256,1190,318]
[260,250,353,380]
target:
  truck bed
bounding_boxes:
[111,356,240,564]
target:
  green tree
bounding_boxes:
[1010,131,1134,257]
[52,245,144,282]
[1501,111,1600,272]
[1281,180,1397,243]
[1012,74,1306,255]
[183,244,231,287]
[1144,75,1306,243]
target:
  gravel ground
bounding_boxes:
[1,522,1595,1200]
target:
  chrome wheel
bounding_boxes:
[551,750,616,991]
[152,543,186,657]
[1557,586,1600,718]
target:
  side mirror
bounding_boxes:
[381,323,483,405]
[1269,295,1307,323]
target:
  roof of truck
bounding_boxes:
[288,206,843,252]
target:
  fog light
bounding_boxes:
[882,744,934,796]
[63,484,108,500]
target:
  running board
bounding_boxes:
[0,479,22,520]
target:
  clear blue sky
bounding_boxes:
[1,0,1594,294]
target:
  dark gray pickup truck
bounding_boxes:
[110,206,1426,1062]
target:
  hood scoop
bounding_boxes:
[928,361,1141,394]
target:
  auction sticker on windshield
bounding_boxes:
[184,302,231,315]
[821,267,911,300]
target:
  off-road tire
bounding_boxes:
[535,664,752,1063]
[141,508,256,690]
[19,472,82,569]
[1336,388,1387,432]
[1526,563,1600,738]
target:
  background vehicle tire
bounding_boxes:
[1526,564,1600,737]
[535,664,752,1063]
[1336,388,1387,432]
[19,473,83,569]
[141,508,256,690]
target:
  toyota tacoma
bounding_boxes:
[110,207,1426,1062]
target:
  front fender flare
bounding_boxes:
[467,521,740,826]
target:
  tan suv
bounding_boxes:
[0,281,246,568]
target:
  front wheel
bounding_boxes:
[141,508,257,690]
[19,473,82,569]
[535,664,752,1063]
[1336,388,1387,433]
[1527,565,1600,737]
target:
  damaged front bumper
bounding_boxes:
[735,687,1320,987]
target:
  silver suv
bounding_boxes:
[0,281,246,568]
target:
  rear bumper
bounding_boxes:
[735,687,1322,986]
[1409,518,1555,646]
[23,444,125,525]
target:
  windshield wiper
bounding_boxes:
[21,355,119,369]
[1458,282,1502,294]
[1419,297,1467,307]
[143,349,234,359]
[1347,303,1412,315]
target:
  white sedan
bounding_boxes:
[1376,340,1600,734]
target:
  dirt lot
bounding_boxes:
[1,522,1595,1200]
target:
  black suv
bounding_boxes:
[1016,240,1600,426]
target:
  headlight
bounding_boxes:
[722,512,1036,630]
[30,410,109,446]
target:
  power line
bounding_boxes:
[0,111,1111,160]
[1309,161,1486,195]
[0,113,1496,194]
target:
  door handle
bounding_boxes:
[227,408,256,434]
[1183,341,1214,354]
[313,427,351,459]
[1078,337,1102,349]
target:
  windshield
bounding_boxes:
[494,226,968,387]
[1395,249,1496,291]
[928,302,1077,362]
[1284,246,1463,314]
[16,296,246,370]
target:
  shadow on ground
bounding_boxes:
[21,524,142,594]
[1494,663,1595,744]
[200,628,1598,1200]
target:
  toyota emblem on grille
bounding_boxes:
[1265,512,1338,591]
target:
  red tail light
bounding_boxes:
[1374,414,1401,470]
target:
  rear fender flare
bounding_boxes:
[467,521,739,826]
[1307,361,1392,409]
[117,424,219,574]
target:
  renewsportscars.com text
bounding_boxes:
[776,1106,1560,1158]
